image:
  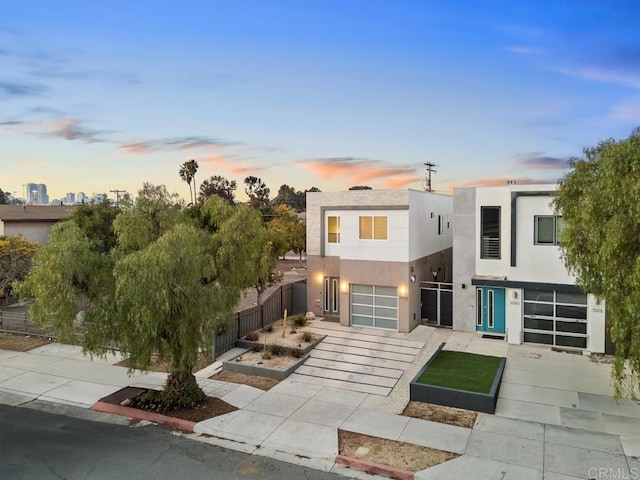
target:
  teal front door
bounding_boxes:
[476,287,506,334]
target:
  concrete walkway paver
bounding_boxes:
[398,417,471,454]
[289,399,356,427]
[465,429,544,469]
[415,455,542,480]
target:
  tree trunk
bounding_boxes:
[161,369,205,410]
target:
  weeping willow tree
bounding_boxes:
[554,127,640,400]
[19,185,266,410]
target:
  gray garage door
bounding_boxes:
[351,284,398,330]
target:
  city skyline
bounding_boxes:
[1,1,640,202]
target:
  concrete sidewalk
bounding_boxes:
[1,333,639,479]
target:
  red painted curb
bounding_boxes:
[335,454,414,480]
[92,401,197,433]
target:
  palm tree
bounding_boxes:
[179,159,199,204]
[179,162,193,205]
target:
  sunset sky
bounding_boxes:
[1,1,639,202]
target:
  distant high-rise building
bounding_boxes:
[65,192,76,204]
[37,184,49,205]
[77,192,87,203]
[26,183,38,204]
[26,182,49,204]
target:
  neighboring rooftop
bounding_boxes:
[0,205,78,222]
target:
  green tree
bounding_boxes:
[179,159,199,204]
[0,188,9,204]
[301,187,321,211]
[272,184,308,211]
[71,197,120,254]
[348,185,372,190]
[554,127,640,400]
[244,176,270,209]
[268,205,305,260]
[115,183,182,253]
[198,175,237,205]
[0,236,39,302]
[19,189,265,411]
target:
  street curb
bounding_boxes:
[92,401,196,433]
[335,454,414,480]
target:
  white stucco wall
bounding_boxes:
[324,208,409,262]
[306,190,409,257]
[307,189,453,263]
[474,184,574,285]
[588,295,606,353]
[505,288,523,344]
[512,195,573,283]
[408,190,453,261]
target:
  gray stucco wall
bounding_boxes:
[453,187,477,332]
[4,222,57,244]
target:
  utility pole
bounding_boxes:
[109,189,126,207]
[423,162,437,192]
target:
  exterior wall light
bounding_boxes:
[398,285,408,298]
[340,281,349,293]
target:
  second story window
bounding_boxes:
[535,216,563,245]
[327,216,340,243]
[359,216,387,240]
[480,206,500,259]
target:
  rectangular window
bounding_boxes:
[327,216,340,243]
[534,216,563,245]
[438,215,443,235]
[359,216,387,240]
[480,206,500,259]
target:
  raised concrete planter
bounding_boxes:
[409,343,506,414]
[222,353,310,380]
[235,333,325,355]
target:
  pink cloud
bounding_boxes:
[298,157,419,187]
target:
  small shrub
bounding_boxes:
[291,348,304,358]
[266,342,285,356]
[251,344,261,352]
[245,331,259,341]
[292,313,307,327]
[300,330,314,343]
[261,349,272,360]
[263,324,273,333]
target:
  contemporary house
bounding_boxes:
[452,184,607,353]
[0,205,77,244]
[306,189,453,333]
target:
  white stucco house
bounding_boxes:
[306,189,453,333]
[452,184,608,354]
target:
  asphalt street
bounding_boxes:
[0,403,342,480]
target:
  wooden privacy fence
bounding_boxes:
[214,280,307,358]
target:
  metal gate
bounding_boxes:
[420,281,453,327]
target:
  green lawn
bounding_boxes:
[416,350,502,394]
